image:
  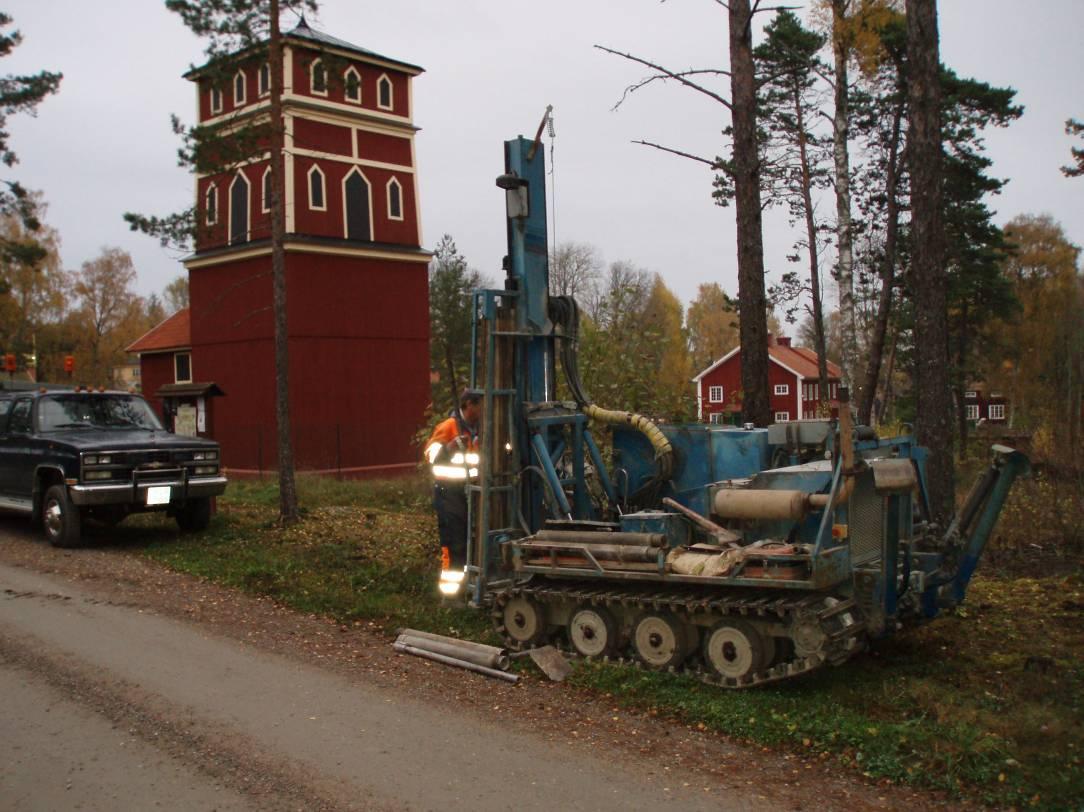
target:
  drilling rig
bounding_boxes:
[451,131,1028,688]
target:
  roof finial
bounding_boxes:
[297,10,310,30]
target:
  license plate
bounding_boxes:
[146,486,172,506]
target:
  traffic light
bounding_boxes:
[64,355,75,375]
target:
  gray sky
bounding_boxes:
[4,0,1083,311]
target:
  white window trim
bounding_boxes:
[205,183,218,226]
[258,62,271,97]
[386,176,404,220]
[227,170,251,245]
[210,86,223,115]
[774,411,791,423]
[344,66,362,104]
[965,390,978,399]
[376,73,393,110]
[233,69,247,106]
[341,166,374,240]
[310,59,328,97]
[261,166,272,214]
[307,164,327,211]
[708,385,723,404]
[774,383,789,396]
[965,404,980,421]
[988,403,1005,420]
[174,352,193,384]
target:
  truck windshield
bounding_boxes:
[38,395,165,432]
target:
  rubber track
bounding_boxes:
[492,580,866,689]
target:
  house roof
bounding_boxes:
[692,342,843,383]
[126,308,191,355]
[184,18,423,79]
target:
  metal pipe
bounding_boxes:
[531,432,572,516]
[713,488,811,521]
[534,529,667,547]
[396,631,511,671]
[584,429,617,507]
[393,642,519,684]
[662,497,741,545]
[522,541,661,562]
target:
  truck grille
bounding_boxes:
[849,472,884,565]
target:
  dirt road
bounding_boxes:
[0,520,941,811]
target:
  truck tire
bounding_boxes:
[42,484,83,548]
[176,497,212,533]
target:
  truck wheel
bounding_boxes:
[702,619,770,681]
[176,497,212,533]
[42,484,83,548]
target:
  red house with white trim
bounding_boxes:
[131,20,430,476]
[693,336,843,424]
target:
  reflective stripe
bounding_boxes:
[425,442,442,464]
[432,464,468,480]
[451,452,465,464]
[465,452,480,465]
[440,569,465,583]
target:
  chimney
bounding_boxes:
[767,334,777,347]
[776,336,791,347]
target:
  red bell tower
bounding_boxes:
[183,19,430,476]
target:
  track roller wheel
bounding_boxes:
[632,613,689,670]
[568,606,620,658]
[702,619,770,681]
[499,595,550,650]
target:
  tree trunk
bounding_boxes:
[858,100,904,426]
[728,0,770,427]
[269,0,299,523]
[879,324,899,424]
[831,0,858,395]
[794,85,830,410]
[907,0,954,523]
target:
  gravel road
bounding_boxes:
[0,517,949,811]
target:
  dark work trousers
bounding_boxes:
[433,483,469,568]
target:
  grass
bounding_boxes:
[117,471,1082,810]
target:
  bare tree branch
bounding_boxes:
[614,68,732,111]
[595,45,733,111]
[633,139,720,167]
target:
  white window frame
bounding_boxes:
[210,85,223,115]
[774,411,791,423]
[708,385,723,404]
[258,62,270,97]
[376,73,393,110]
[261,167,272,214]
[341,166,374,240]
[988,403,1005,420]
[307,164,327,211]
[965,404,980,421]
[174,352,192,384]
[227,170,251,245]
[386,177,403,220]
[344,66,362,104]
[990,392,1004,399]
[310,59,328,96]
[774,383,789,396]
[205,183,218,226]
[709,412,724,424]
[233,69,247,106]
[965,390,978,399]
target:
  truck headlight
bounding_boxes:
[192,450,218,461]
[84,470,113,481]
[193,465,218,476]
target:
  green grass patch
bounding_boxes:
[118,473,1081,810]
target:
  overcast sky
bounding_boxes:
[4,0,1082,312]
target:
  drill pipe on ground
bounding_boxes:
[533,529,668,547]
[395,629,511,671]
[392,641,520,684]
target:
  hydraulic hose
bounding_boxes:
[583,404,674,481]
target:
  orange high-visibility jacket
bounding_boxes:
[424,416,480,480]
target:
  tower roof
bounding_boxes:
[127,308,191,355]
[184,18,423,79]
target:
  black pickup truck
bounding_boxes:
[0,388,227,546]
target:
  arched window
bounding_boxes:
[229,171,250,244]
[258,63,270,96]
[307,165,326,210]
[376,74,393,110]
[233,69,246,106]
[386,177,403,220]
[261,167,272,213]
[344,66,361,104]
[310,59,327,95]
[210,86,223,115]
[205,183,218,225]
[343,168,371,241]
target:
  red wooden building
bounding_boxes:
[133,20,430,476]
[693,336,843,424]
[963,384,1008,423]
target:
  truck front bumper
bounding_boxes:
[68,476,228,507]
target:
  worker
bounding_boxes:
[424,389,482,597]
